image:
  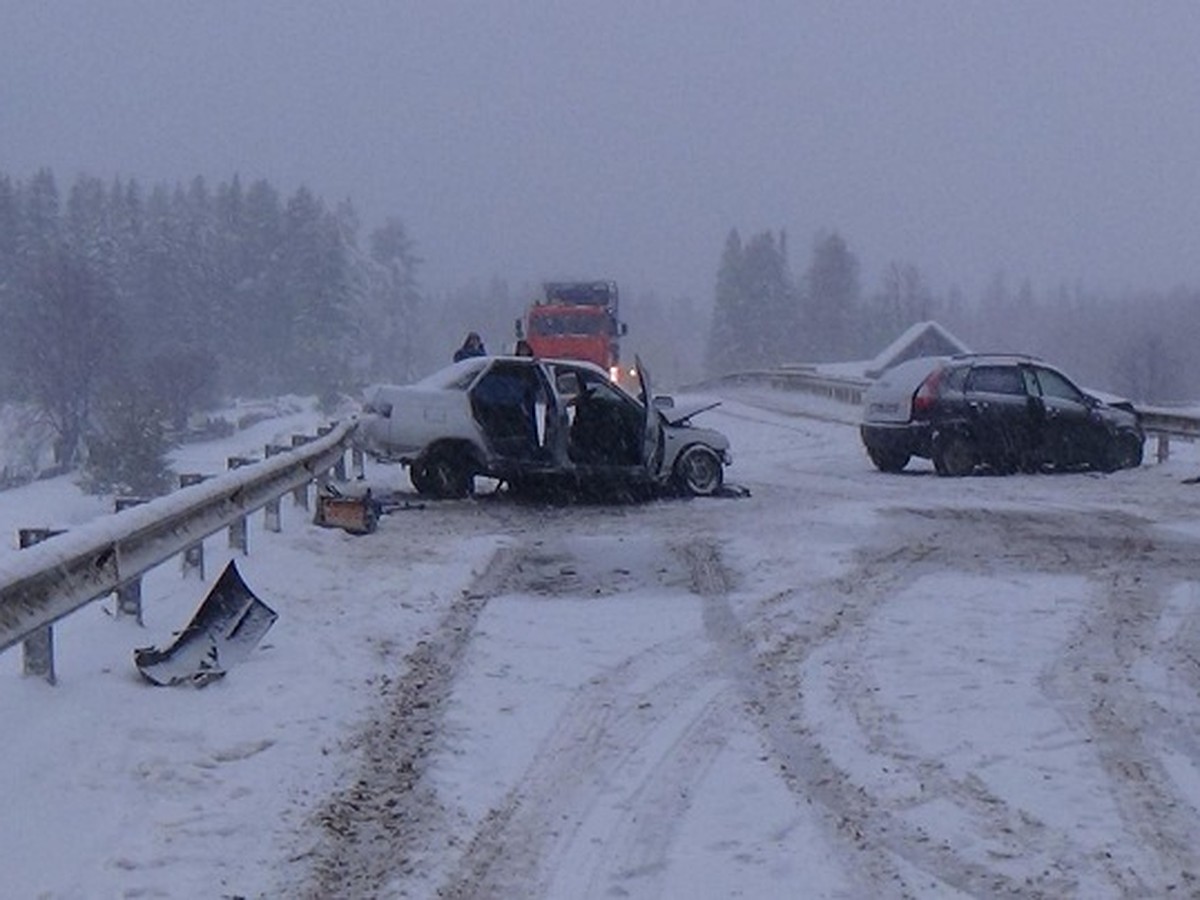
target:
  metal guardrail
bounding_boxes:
[693,368,871,405]
[0,420,357,664]
[1135,406,1200,463]
[1137,405,1200,440]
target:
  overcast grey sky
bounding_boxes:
[5,2,1200,304]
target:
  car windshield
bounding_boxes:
[529,311,610,336]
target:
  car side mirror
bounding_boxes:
[652,395,674,410]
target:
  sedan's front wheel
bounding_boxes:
[673,445,724,496]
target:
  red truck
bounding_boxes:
[516,280,628,381]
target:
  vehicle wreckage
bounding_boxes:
[353,355,733,499]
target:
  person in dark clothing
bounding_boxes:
[454,332,486,362]
[514,339,535,357]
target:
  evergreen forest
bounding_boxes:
[0,168,421,482]
[705,227,1195,408]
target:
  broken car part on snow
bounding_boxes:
[134,561,277,687]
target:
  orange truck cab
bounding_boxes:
[516,280,628,381]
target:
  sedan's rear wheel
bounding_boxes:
[933,433,976,477]
[411,446,474,498]
[673,445,724,496]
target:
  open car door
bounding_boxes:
[635,355,663,476]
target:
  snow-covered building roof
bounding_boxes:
[864,321,971,378]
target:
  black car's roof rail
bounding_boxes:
[949,352,1043,362]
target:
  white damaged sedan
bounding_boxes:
[354,355,731,499]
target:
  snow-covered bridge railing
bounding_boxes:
[0,420,357,683]
[1136,405,1200,462]
[695,367,871,405]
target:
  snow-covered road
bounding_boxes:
[5,389,1200,898]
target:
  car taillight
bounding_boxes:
[912,369,942,417]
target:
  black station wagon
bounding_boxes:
[860,354,1145,476]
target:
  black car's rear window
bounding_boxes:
[966,365,1025,395]
[941,366,968,392]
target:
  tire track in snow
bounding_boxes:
[923,506,1200,894]
[775,505,1200,898]
[686,535,1070,900]
[434,625,726,898]
[813,529,1093,896]
[434,533,756,899]
[289,544,524,900]
[1045,531,1200,896]
[577,694,735,898]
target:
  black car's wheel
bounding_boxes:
[933,433,977,477]
[1103,432,1144,472]
[411,445,474,498]
[673,445,724,496]
[866,445,910,473]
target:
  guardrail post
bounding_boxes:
[318,425,347,481]
[226,456,254,554]
[178,473,208,579]
[291,435,312,509]
[315,427,332,493]
[264,444,287,532]
[1157,434,1170,464]
[113,497,148,624]
[18,527,65,684]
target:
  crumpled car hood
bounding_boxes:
[662,399,721,426]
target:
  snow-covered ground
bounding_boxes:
[3,388,1200,898]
